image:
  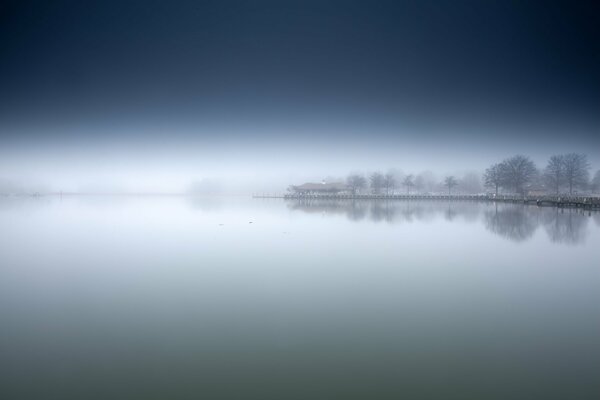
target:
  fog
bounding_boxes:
[2,123,599,194]
[2,0,599,194]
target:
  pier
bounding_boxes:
[252,193,600,210]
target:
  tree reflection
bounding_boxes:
[444,205,457,221]
[348,201,369,222]
[370,201,396,222]
[286,199,483,224]
[286,199,596,244]
[483,204,538,242]
[594,212,600,227]
[541,208,589,245]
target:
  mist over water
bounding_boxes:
[1,196,599,399]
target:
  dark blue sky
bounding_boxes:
[1,0,599,190]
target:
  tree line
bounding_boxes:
[484,153,597,196]
[344,153,600,196]
[347,171,472,196]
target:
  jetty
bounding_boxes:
[252,193,600,210]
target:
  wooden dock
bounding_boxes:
[252,193,600,210]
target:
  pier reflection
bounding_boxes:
[286,198,594,244]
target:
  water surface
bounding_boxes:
[1,196,599,399]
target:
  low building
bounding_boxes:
[289,181,349,195]
[525,185,547,197]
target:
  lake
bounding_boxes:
[1,196,599,399]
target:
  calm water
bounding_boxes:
[1,196,599,399]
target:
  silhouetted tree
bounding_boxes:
[346,174,367,195]
[402,174,415,195]
[444,176,458,195]
[562,153,590,195]
[543,155,565,195]
[498,155,538,195]
[369,172,385,194]
[383,172,396,195]
[483,163,503,195]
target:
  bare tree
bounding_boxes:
[483,163,503,195]
[369,172,385,194]
[498,155,538,195]
[562,153,590,195]
[402,174,415,195]
[592,170,600,194]
[444,176,458,195]
[383,172,396,195]
[388,168,405,190]
[543,155,565,195]
[346,174,367,195]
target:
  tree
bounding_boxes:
[346,174,367,195]
[444,176,458,195]
[483,163,503,195]
[498,155,538,195]
[592,170,600,194]
[369,172,385,194]
[402,174,415,195]
[383,172,396,195]
[543,155,565,195]
[562,153,590,195]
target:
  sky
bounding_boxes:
[1,0,599,192]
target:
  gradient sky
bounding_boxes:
[1,0,599,191]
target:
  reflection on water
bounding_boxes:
[484,204,538,242]
[542,207,590,244]
[287,198,482,223]
[287,198,594,244]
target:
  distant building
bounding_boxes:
[525,185,547,197]
[289,181,349,195]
